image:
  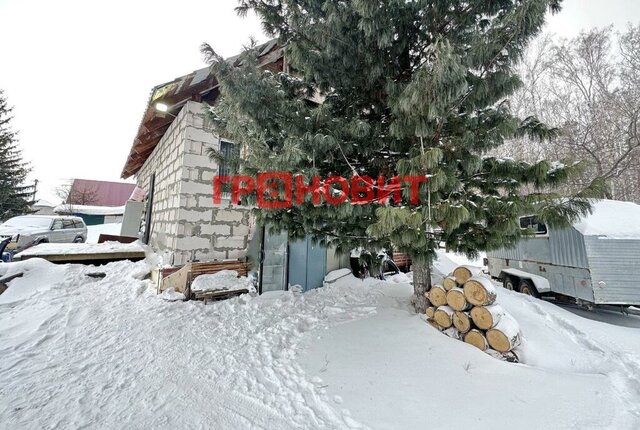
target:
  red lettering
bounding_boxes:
[376,176,402,204]
[323,176,349,205]
[295,175,322,205]
[403,176,427,205]
[212,176,231,204]
[351,176,375,204]
[231,175,255,204]
[257,172,293,208]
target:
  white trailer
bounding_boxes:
[487,200,640,306]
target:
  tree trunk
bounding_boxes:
[412,256,432,313]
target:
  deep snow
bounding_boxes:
[1,256,639,429]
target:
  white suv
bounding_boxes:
[0,215,87,252]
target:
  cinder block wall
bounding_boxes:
[137,101,253,266]
[136,106,187,257]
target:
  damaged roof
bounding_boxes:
[121,40,284,179]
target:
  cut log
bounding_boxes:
[446,287,471,311]
[470,304,505,330]
[453,311,473,334]
[433,305,455,328]
[427,319,443,330]
[427,285,447,307]
[463,276,497,306]
[425,306,436,319]
[453,265,482,284]
[486,315,521,352]
[464,329,488,351]
[443,276,458,291]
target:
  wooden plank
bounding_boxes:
[193,288,249,304]
[0,272,24,284]
[19,251,145,263]
[97,234,138,244]
[161,263,192,294]
[0,272,23,295]
[190,260,249,276]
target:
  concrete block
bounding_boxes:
[180,209,213,223]
[200,223,231,236]
[183,153,215,169]
[214,209,245,223]
[174,252,188,266]
[185,127,217,144]
[176,236,211,251]
[226,249,247,260]
[207,250,229,260]
[200,170,217,182]
[186,139,201,154]
[232,223,250,237]
[198,195,215,208]
[186,100,205,115]
[214,236,246,250]
[181,180,214,195]
[193,116,204,129]
[194,250,211,262]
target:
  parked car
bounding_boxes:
[486,199,640,307]
[0,215,87,253]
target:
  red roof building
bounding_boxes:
[67,179,136,207]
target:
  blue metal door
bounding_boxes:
[288,236,326,292]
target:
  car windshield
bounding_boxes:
[1,216,52,229]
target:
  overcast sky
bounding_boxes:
[0,0,638,203]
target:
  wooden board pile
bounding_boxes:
[160,260,250,300]
[425,265,521,362]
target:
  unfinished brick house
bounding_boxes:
[121,41,347,292]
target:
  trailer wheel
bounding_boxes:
[503,276,517,291]
[519,279,540,298]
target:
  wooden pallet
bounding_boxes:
[192,288,250,304]
[160,260,250,300]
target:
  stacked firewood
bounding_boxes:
[425,265,521,362]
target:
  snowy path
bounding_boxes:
[0,259,380,429]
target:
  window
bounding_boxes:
[218,140,238,196]
[63,220,75,229]
[73,220,85,228]
[218,140,236,177]
[519,216,547,235]
[52,220,63,230]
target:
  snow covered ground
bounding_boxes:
[1,254,639,429]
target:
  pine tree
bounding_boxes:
[203,0,605,311]
[0,90,33,221]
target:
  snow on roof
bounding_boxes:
[573,200,640,239]
[54,204,125,216]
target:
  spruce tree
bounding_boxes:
[204,0,604,311]
[0,90,33,221]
